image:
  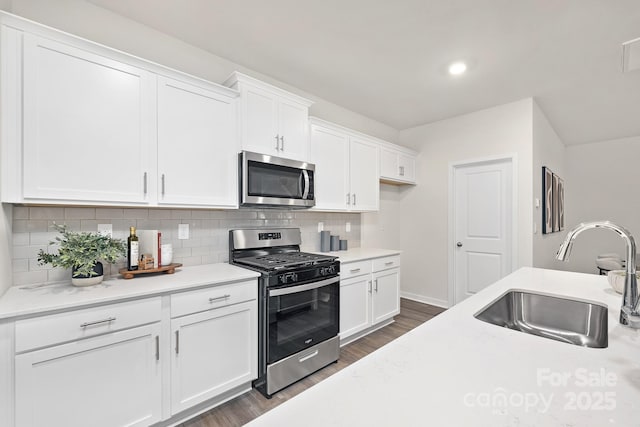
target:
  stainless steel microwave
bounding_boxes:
[240,151,315,208]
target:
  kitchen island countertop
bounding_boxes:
[247,267,640,426]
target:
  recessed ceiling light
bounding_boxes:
[448,61,467,75]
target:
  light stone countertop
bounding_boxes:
[0,263,260,320]
[247,267,640,427]
[315,247,401,263]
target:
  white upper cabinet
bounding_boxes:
[379,145,417,184]
[0,16,240,208]
[309,118,379,212]
[21,33,153,204]
[225,72,313,161]
[309,124,350,210]
[349,137,379,211]
[157,76,238,208]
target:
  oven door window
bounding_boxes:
[267,280,339,364]
[248,161,307,199]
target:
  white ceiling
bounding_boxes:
[89,0,640,145]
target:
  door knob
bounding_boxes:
[456,242,463,247]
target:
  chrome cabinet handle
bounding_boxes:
[368,281,372,293]
[456,242,463,247]
[352,194,356,205]
[280,135,284,151]
[209,294,231,303]
[350,268,361,273]
[346,193,351,205]
[161,174,166,196]
[80,317,116,328]
[275,135,280,150]
[143,172,148,195]
[385,261,394,266]
[175,330,180,354]
[155,335,160,361]
[374,279,378,292]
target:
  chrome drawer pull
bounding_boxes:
[80,317,116,328]
[350,268,361,273]
[175,330,180,354]
[155,336,160,361]
[299,349,319,363]
[385,261,394,266]
[209,294,231,303]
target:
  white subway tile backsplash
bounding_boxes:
[13,206,29,220]
[96,208,124,219]
[14,270,47,286]
[10,207,360,286]
[12,259,28,273]
[13,233,30,246]
[65,207,96,219]
[30,207,64,220]
[122,208,149,219]
[148,209,172,220]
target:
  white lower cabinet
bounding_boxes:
[10,278,258,427]
[170,300,257,414]
[339,255,401,342]
[15,323,162,427]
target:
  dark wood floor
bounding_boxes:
[180,299,446,427]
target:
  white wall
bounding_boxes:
[4,0,400,143]
[562,136,640,274]
[532,100,567,269]
[361,184,406,250]
[397,99,534,306]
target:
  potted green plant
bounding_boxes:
[37,224,126,287]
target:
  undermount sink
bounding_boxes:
[475,290,608,348]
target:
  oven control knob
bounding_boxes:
[280,272,298,284]
[321,265,335,276]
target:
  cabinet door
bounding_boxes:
[157,77,238,207]
[379,148,399,180]
[15,324,162,427]
[371,269,400,324]
[240,84,279,156]
[277,98,309,161]
[309,124,349,210]
[398,153,416,182]
[22,34,152,204]
[349,137,379,211]
[171,301,257,414]
[339,275,372,340]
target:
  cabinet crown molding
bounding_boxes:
[224,71,314,107]
[309,117,417,156]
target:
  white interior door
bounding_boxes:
[453,158,513,304]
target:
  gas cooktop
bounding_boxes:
[233,251,336,271]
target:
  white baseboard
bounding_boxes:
[400,291,449,309]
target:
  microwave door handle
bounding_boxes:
[302,170,310,200]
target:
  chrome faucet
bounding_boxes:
[556,221,640,328]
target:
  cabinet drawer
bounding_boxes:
[15,297,161,353]
[340,260,372,280]
[372,255,401,272]
[171,279,257,318]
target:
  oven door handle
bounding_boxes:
[269,277,339,297]
[301,169,310,200]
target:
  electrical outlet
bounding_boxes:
[318,222,324,232]
[346,222,351,232]
[97,224,112,238]
[178,223,189,240]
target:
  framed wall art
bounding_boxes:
[542,166,564,234]
[542,166,554,234]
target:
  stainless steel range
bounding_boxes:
[229,228,340,398]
